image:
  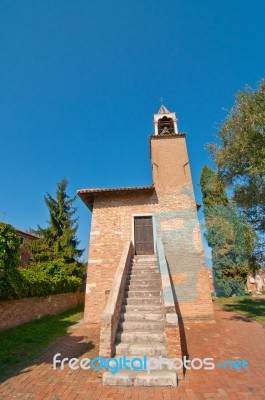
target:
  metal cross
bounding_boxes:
[160,97,164,105]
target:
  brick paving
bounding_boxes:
[0,304,265,399]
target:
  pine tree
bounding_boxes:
[30,178,84,277]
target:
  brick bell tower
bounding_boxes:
[151,104,193,193]
[150,103,215,323]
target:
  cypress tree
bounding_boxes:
[200,166,250,296]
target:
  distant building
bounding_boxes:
[15,228,39,267]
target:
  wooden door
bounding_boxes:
[134,217,154,255]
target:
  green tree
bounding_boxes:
[30,178,84,277]
[208,79,265,232]
[200,166,253,296]
[0,223,20,271]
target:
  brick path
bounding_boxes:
[1,304,265,399]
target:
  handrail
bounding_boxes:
[99,240,134,356]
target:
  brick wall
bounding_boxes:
[0,292,83,331]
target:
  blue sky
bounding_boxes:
[0,1,264,263]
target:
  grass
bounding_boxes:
[0,305,84,377]
[214,295,265,325]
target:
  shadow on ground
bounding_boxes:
[217,298,265,324]
[0,323,98,385]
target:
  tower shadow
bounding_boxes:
[167,260,189,379]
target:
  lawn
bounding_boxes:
[214,296,265,325]
[0,305,84,377]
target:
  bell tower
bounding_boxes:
[151,104,194,194]
[154,104,178,135]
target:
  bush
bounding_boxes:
[0,262,82,301]
[0,223,20,271]
[213,266,246,297]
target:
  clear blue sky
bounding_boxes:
[0,1,264,263]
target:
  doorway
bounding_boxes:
[134,216,154,255]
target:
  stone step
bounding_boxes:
[120,312,164,321]
[115,342,167,356]
[122,297,161,306]
[124,290,161,298]
[121,304,163,313]
[116,330,166,344]
[129,266,159,273]
[118,319,164,331]
[103,369,177,387]
[126,275,161,286]
[131,261,158,266]
[128,274,160,281]
[125,283,161,291]
[133,256,157,262]
[128,267,159,274]
[132,261,157,264]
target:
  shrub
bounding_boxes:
[0,263,82,301]
[0,223,20,271]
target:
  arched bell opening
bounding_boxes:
[158,116,175,135]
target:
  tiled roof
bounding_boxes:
[15,228,39,239]
[78,185,155,210]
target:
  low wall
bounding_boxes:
[0,292,84,331]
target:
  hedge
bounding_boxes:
[0,267,82,300]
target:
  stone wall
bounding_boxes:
[0,292,83,331]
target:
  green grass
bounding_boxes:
[214,296,265,325]
[0,305,84,377]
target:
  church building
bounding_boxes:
[78,105,214,386]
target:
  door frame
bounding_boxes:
[131,213,156,254]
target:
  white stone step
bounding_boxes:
[124,290,161,298]
[116,330,166,343]
[126,276,161,284]
[118,319,164,331]
[120,312,164,321]
[121,304,163,313]
[133,256,157,262]
[103,369,177,387]
[125,283,161,291]
[115,342,167,356]
[122,297,161,305]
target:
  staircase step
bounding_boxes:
[103,369,177,387]
[118,320,164,331]
[127,276,161,283]
[129,268,158,273]
[120,312,164,321]
[121,304,163,313]
[133,256,157,261]
[125,284,161,291]
[124,290,161,299]
[115,342,167,356]
[123,297,161,305]
[116,330,166,343]
[128,275,160,281]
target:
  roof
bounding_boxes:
[77,185,155,210]
[15,228,39,239]
[158,104,170,114]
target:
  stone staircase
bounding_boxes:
[103,255,178,386]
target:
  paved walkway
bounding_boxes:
[0,304,265,399]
